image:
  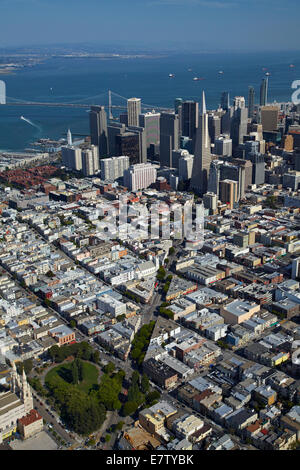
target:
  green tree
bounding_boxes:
[141,373,150,394]
[71,360,79,385]
[122,401,138,417]
[103,362,115,375]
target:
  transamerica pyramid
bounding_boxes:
[190,90,212,196]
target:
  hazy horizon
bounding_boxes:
[1,0,300,52]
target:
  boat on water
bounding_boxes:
[218,70,224,74]
[290,64,295,68]
[193,77,205,81]
[169,73,175,78]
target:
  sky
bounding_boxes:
[1,0,300,52]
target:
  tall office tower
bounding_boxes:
[181,100,199,139]
[175,98,183,113]
[179,152,194,181]
[190,91,212,195]
[220,161,246,200]
[123,163,157,191]
[246,152,265,185]
[115,132,141,165]
[82,149,95,176]
[231,158,253,192]
[127,98,142,127]
[67,129,72,146]
[203,192,218,211]
[0,80,6,104]
[127,125,147,163]
[139,112,160,150]
[283,171,300,191]
[221,107,234,135]
[208,114,221,144]
[90,144,99,173]
[119,112,128,126]
[89,105,108,157]
[82,145,99,175]
[100,155,130,181]
[231,106,249,152]
[221,92,230,111]
[61,146,82,171]
[260,105,279,131]
[108,122,126,156]
[160,112,179,167]
[214,135,232,157]
[207,160,222,197]
[219,179,238,209]
[233,96,246,109]
[260,77,268,106]
[243,140,260,157]
[172,148,191,170]
[248,86,255,119]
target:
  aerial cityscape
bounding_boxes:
[0,0,300,459]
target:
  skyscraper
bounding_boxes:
[61,146,82,171]
[139,112,160,149]
[208,114,221,144]
[233,96,246,109]
[221,92,230,111]
[260,106,279,131]
[231,106,248,152]
[82,145,99,176]
[260,77,268,106]
[181,100,199,139]
[207,160,222,197]
[89,105,108,157]
[179,151,194,181]
[127,98,142,127]
[159,112,179,167]
[100,155,130,181]
[248,86,255,119]
[190,91,212,195]
[175,98,183,114]
[214,135,232,157]
[219,179,238,209]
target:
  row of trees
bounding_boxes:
[163,274,173,295]
[130,321,156,367]
[120,370,160,417]
[156,266,166,281]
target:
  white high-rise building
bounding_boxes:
[127,98,142,127]
[233,96,246,110]
[179,151,194,181]
[100,155,130,181]
[123,163,157,191]
[214,135,232,157]
[61,146,82,171]
[82,145,99,176]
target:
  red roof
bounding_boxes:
[18,409,42,427]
